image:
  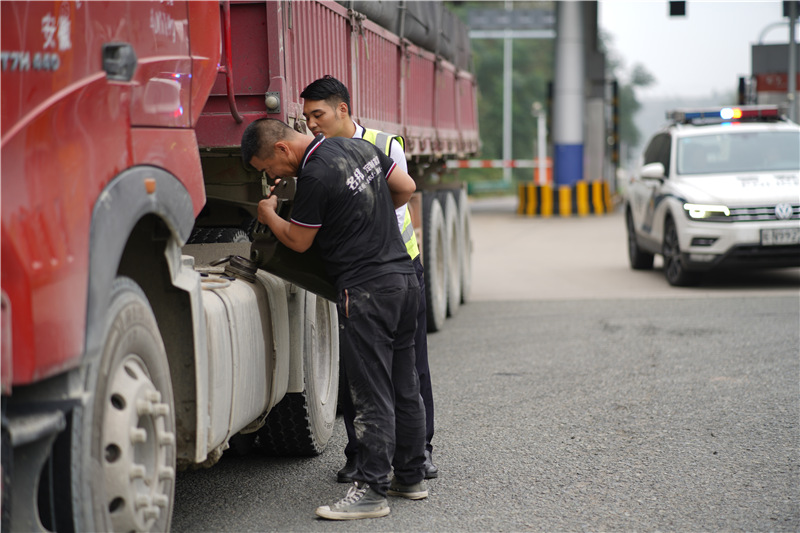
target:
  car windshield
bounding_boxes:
[677,130,800,175]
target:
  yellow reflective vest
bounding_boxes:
[361,128,420,260]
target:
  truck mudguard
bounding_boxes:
[85,165,195,361]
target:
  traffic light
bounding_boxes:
[669,1,686,16]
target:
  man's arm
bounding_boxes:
[388,138,409,173]
[386,165,416,209]
[258,195,318,253]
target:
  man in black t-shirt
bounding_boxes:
[241,118,428,520]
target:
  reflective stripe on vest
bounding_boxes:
[362,128,420,260]
[400,207,419,260]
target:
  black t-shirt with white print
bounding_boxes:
[290,135,414,291]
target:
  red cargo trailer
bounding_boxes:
[1,2,477,530]
[196,0,478,330]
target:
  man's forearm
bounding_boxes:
[388,167,416,208]
[259,199,317,253]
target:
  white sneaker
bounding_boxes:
[315,482,390,520]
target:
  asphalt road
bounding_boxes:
[172,196,799,532]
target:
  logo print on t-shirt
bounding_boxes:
[346,156,382,194]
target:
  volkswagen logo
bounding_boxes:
[775,203,793,220]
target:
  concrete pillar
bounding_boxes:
[584,98,604,182]
[552,1,584,186]
[789,0,797,122]
[503,4,513,183]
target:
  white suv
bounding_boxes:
[625,106,800,286]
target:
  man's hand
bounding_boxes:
[258,195,279,224]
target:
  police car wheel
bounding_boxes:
[663,217,699,286]
[626,209,654,270]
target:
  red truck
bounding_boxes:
[1,1,478,531]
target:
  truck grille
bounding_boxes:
[708,204,800,222]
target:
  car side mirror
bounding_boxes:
[641,162,665,181]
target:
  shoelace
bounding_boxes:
[335,483,368,507]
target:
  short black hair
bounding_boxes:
[241,118,294,169]
[300,75,352,116]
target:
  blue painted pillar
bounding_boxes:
[553,2,584,186]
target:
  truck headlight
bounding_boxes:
[683,203,730,219]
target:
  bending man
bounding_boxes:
[242,118,427,520]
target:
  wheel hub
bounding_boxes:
[102,354,175,532]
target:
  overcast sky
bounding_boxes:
[598,0,796,100]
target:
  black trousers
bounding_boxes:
[337,272,425,496]
[342,257,435,458]
[411,256,435,453]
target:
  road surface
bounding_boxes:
[172,196,799,532]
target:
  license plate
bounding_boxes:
[761,228,800,246]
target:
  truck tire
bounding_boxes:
[186,227,250,244]
[257,291,338,456]
[1,424,10,533]
[454,188,473,303]
[226,432,257,456]
[70,277,176,532]
[437,191,461,317]
[422,193,448,332]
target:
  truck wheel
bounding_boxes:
[257,292,338,456]
[454,188,473,304]
[422,193,448,332]
[186,227,250,244]
[226,432,257,456]
[438,191,461,317]
[663,217,699,286]
[1,425,10,533]
[626,209,654,270]
[72,277,176,532]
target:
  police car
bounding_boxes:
[624,105,800,286]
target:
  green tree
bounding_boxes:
[615,65,655,158]
[449,1,555,186]
[600,33,655,163]
[449,2,654,186]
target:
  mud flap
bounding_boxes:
[249,178,337,301]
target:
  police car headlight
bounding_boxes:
[683,203,730,220]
